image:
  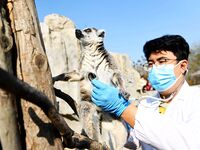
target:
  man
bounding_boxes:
[91,35,200,149]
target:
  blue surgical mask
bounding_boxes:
[148,63,181,92]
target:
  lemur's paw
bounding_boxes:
[53,73,70,83]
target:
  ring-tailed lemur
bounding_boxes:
[53,27,133,149]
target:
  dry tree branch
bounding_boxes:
[0,68,109,150]
[0,140,2,150]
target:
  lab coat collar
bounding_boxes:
[155,80,189,102]
[171,81,190,102]
[139,81,190,108]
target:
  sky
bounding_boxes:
[35,0,200,61]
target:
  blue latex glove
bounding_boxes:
[91,79,130,117]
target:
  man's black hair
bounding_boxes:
[143,35,190,60]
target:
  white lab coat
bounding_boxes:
[134,81,200,150]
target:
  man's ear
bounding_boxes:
[180,60,188,74]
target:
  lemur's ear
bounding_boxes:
[98,29,105,38]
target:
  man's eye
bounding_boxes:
[158,59,167,64]
[148,62,153,67]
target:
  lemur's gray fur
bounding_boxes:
[0,6,13,52]
[53,27,130,148]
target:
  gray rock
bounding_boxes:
[40,14,143,149]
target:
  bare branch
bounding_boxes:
[0,139,2,150]
[0,68,109,150]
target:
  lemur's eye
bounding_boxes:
[84,28,92,33]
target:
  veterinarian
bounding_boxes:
[91,35,200,150]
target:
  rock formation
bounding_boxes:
[40,14,142,149]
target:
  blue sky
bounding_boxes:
[35,0,200,61]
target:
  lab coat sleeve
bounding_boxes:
[134,99,200,150]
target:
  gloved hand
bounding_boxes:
[91,79,130,117]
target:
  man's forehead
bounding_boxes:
[148,50,176,60]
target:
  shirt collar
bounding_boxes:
[154,80,189,102]
[139,81,190,108]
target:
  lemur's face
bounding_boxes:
[75,28,105,46]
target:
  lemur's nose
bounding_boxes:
[75,29,83,39]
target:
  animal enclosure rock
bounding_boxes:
[41,14,141,149]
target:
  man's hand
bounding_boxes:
[91,79,130,117]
